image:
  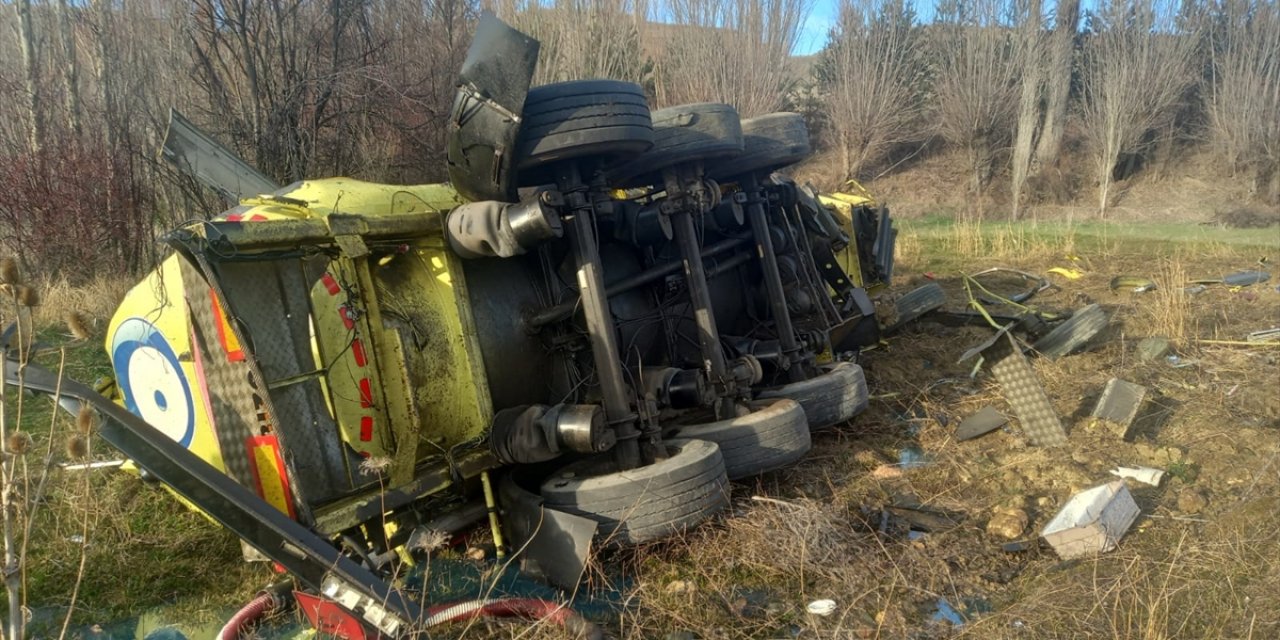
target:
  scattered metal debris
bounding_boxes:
[969,268,1051,305]
[1222,270,1271,286]
[1136,336,1171,362]
[961,327,1068,447]
[955,406,1008,441]
[1042,481,1139,559]
[1110,275,1157,293]
[1246,328,1280,343]
[1092,378,1148,439]
[1110,466,1165,486]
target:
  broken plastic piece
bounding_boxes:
[1110,466,1165,486]
[931,598,965,626]
[806,599,837,616]
[955,406,1008,441]
[1042,481,1139,559]
[1046,267,1083,280]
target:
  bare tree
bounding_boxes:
[931,0,1022,208]
[1079,0,1200,216]
[1009,0,1044,218]
[14,0,44,155]
[653,0,813,117]
[1205,0,1280,204]
[815,0,927,181]
[495,0,652,86]
[1035,0,1079,166]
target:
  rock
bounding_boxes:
[986,507,1030,539]
[465,546,487,561]
[1137,336,1171,362]
[1177,488,1209,514]
[666,579,697,595]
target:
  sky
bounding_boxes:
[794,0,941,55]
[794,0,1099,55]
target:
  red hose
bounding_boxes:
[217,592,278,640]
[426,598,604,639]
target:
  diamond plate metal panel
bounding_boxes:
[179,258,260,490]
[211,257,362,506]
[985,332,1067,447]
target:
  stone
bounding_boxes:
[986,507,1030,539]
[666,579,697,595]
[1177,488,1209,514]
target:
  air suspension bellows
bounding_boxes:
[445,193,563,259]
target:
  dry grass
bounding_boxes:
[29,273,134,337]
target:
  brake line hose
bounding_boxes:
[425,598,604,639]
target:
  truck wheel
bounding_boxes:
[516,80,653,186]
[670,398,810,480]
[1032,303,1109,359]
[540,439,730,546]
[608,103,744,186]
[709,112,811,181]
[887,282,946,331]
[759,362,868,430]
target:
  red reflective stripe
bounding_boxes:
[359,416,373,441]
[226,213,243,222]
[248,214,268,221]
[351,338,367,367]
[321,273,341,295]
[340,307,354,330]
[358,378,373,408]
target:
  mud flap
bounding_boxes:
[499,471,597,590]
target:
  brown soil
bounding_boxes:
[571,241,1280,639]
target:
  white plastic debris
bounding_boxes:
[1042,480,1139,559]
[1109,466,1165,486]
[806,599,837,616]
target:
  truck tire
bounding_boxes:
[759,362,868,430]
[540,439,729,546]
[1032,303,1109,359]
[515,80,654,186]
[887,282,946,332]
[709,112,811,181]
[670,398,810,480]
[608,103,744,186]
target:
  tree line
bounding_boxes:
[1,0,1276,280]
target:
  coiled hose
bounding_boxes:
[218,581,292,640]
[426,598,604,639]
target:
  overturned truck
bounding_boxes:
[6,14,896,637]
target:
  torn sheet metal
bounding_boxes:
[1092,378,1147,438]
[955,406,1008,441]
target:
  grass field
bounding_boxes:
[5,219,1279,637]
